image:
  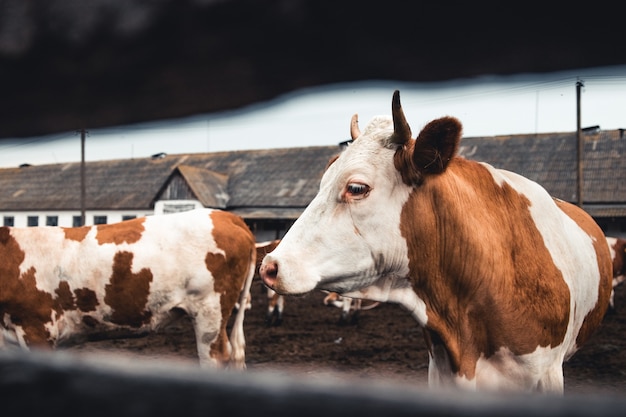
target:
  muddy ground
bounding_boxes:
[66,279,626,396]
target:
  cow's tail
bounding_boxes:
[228,246,256,370]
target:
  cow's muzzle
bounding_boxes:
[260,261,278,289]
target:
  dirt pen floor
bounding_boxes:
[66,279,626,397]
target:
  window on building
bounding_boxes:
[72,216,83,227]
[27,216,39,227]
[122,215,137,221]
[46,216,58,226]
[93,216,107,225]
[3,216,14,226]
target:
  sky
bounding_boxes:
[1,65,625,168]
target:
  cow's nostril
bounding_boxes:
[260,261,278,287]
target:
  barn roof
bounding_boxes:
[0,146,342,217]
[457,129,626,216]
[0,129,624,218]
[156,165,230,209]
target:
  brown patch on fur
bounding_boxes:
[205,210,255,362]
[555,199,612,347]
[55,281,75,310]
[104,251,153,327]
[96,217,146,245]
[400,158,570,380]
[74,287,98,312]
[0,228,59,347]
[0,227,12,245]
[63,226,90,242]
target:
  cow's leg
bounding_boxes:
[536,365,564,394]
[610,275,626,312]
[228,262,255,370]
[266,293,284,326]
[338,297,357,324]
[274,294,284,325]
[609,289,616,312]
[424,329,476,391]
[191,302,227,369]
[350,298,362,324]
[266,289,279,326]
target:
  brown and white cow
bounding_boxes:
[255,240,285,326]
[0,208,256,369]
[606,236,626,310]
[323,292,380,324]
[260,91,612,394]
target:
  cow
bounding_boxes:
[260,90,612,394]
[255,240,285,326]
[322,292,380,324]
[0,208,256,370]
[606,236,626,310]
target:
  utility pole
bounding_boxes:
[576,80,584,208]
[80,128,86,226]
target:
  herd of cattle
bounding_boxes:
[1,91,625,395]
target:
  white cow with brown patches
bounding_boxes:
[260,91,612,394]
[0,208,256,369]
[606,236,626,310]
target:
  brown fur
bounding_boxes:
[400,158,571,379]
[104,251,154,328]
[95,218,146,245]
[0,229,56,346]
[206,210,256,363]
[63,226,90,242]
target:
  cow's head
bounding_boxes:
[260,90,462,296]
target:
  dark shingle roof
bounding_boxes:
[0,146,342,212]
[1,129,624,217]
[458,130,626,204]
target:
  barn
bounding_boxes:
[0,145,341,241]
[1,128,625,240]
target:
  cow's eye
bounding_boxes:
[345,183,370,199]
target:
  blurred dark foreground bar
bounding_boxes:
[0,349,624,417]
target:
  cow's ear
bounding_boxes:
[412,117,462,175]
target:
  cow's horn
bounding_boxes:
[391,90,412,145]
[350,114,360,140]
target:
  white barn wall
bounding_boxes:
[1,210,152,228]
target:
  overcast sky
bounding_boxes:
[1,65,625,168]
